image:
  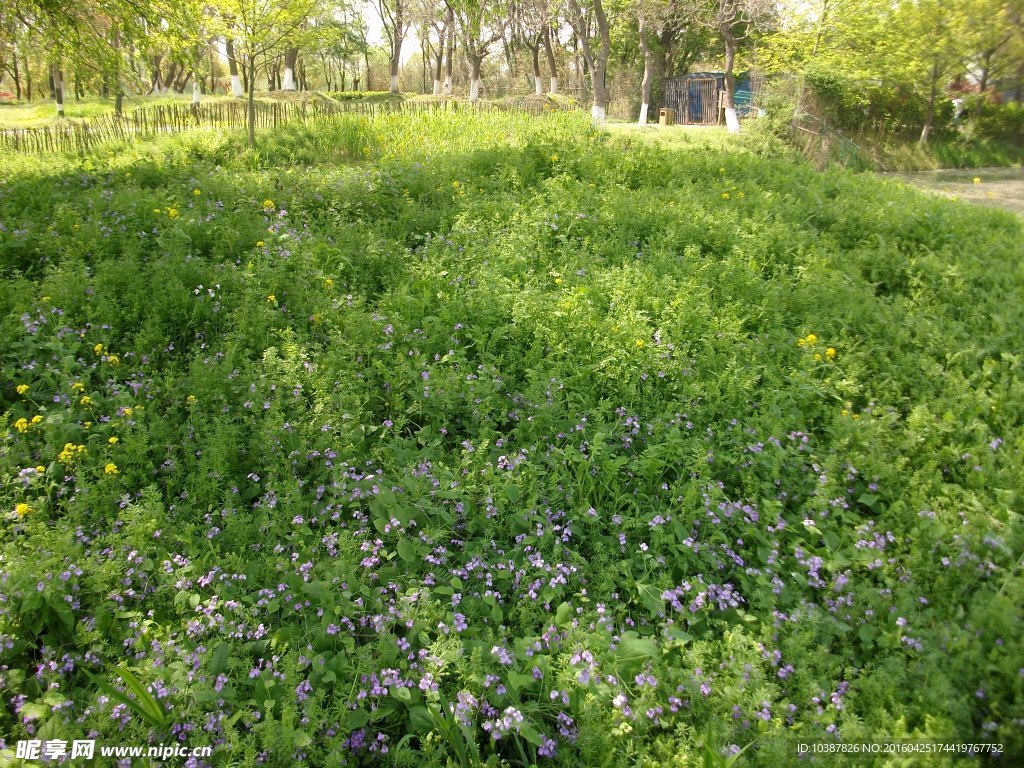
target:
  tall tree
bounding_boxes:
[567,0,611,125]
[371,0,410,92]
[446,0,504,102]
[218,0,318,146]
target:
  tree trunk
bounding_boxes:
[542,26,558,94]
[163,61,178,92]
[24,53,31,100]
[247,57,256,147]
[919,59,939,145]
[531,38,543,96]
[468,53,483,102]
[433,34,444,95]
[722,31,739,133]
[13,55,21,100]
[227,38,244,97]
[51,63,64,117]
[283,47,298,90]
[638,17,653,124]
[390,2,403,93]
[443,18,454,95]
[364,49,372,90]
[113,26,124,115]
[569,0,610,126]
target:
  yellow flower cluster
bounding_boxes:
[15,503,33,517]
[16,384,29,395]
[93,343,104,355]
[262,199,275,211]
[58,443,87,463]
[798,333,838,361]
[80,395,94,406]
[104,463,119,475]
[14,417,29,433]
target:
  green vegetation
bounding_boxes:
[1,112,1022,766]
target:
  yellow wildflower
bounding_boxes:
[256,241,265,247]
[72,382,85,392]
[186,394,197,405]
[826,347,837,360]
[58,443,87,463]
[267,294,276,303]
[721,192,730,200]
[167,208,179,218]
[324,278,334,289]
[805,333,817,345]
[16,384,29,395]
[554,277,563,285]
[262,199,275,210]
[104,463,119,475]
[35,465,45,473]
[15,418,29,433]
[635,339,645,348]
[122,407,133,417]
[153,208,162,213]
[31,415,42,425]
[193,188,201,196]
[550,153,558,162]
[972,177,981,184]
[15,503,32,517]
[108,436,118,445]
[105,354,119,366]
[94,343,105,355]
[80,395,93,406]
[814,353,822,361]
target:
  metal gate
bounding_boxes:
[663,75,722,125]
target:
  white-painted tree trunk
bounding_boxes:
[390,74,399,92]
[591,104,606,128]
[443,75,452,95]
[53,64,64,116]
[638,102,649,125]
[192,78,201,105]
[469,78,480,103]
[725,107,740,134]
[549,76,558,94]
[534,76,543,96]
[433,78,441,95]
[231,74,243,98]
[282,66,296,90]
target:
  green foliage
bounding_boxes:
[1,112,1022,766]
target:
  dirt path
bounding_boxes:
[884,167,1024,217]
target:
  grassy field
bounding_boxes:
[1,112,1022,766]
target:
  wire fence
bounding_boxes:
[0,97,559,155]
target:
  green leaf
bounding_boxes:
[210,643,230,677]
[397,538,417,563]
[614,632,659,674]
[554,601,572,626]
[505,483,520,503]
[347,709,369,729]
[636,583,665,616]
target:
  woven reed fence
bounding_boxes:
[0,98,549,155]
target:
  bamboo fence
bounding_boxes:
[0,98,549,155]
